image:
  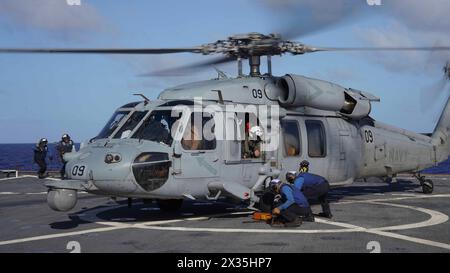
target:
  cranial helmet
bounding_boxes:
[300,160,309,167]
[299,160,309,173]
[249,126,263,138]
[286,171,297,183]
[269,179,281,191]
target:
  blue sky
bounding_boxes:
[0,0,449,143]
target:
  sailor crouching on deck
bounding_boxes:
[286,160,333,219]
[269,179,311,228]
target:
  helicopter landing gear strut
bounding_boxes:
[414,173,434,194]
[384,174,397,184]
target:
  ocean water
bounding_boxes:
[0,143,448,173]
[0,143,80,172]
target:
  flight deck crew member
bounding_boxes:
[34,138,51,179]
[270,179,311,227]
[286,160,333,219]
[57,134,74,179]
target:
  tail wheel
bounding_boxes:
[157,199,183,211]
[422,179,434,194]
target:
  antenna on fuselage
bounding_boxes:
[213,67,228,79]
[133,93,150,105]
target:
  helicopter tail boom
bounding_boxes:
[432,95,450,163]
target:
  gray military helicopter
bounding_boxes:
[1,32,450,212]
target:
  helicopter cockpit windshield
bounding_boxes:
[131,110,182,146]
[112,111,148,139]
[94,110,130,140]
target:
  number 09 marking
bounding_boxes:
[252,89,263,99]
[364,130,374,143]
[71,165,85,176]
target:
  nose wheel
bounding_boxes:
[414,173,434,194]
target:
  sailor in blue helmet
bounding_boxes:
[285,160,333,219]
[269,178,311,227]
[34,138,52,179]
[56,133,74,179]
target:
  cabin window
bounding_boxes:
[182,112,216,150]
[281,119,301,157]
[305,120,326,157]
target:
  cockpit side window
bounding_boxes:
[131,110,181,146]
[113,111,148,139]
[95,110,130,140]
[181,112,216,150]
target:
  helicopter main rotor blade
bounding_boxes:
[305,46,450,53]
[420,77,449,113]
[139,56,235,77]
[0,47,203,54]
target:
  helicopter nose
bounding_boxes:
[89,151,172,193]
[64,148,137,193]
[67,152,130,181]
[65,141,172,193]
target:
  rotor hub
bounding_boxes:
[199,32,309,59]
[197,32,313,76]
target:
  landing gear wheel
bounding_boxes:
[421,179,434,194]
[157,199,183,211]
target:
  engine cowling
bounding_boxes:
[277,74,345,110]
[276,74,374,119]
[340,88,372,119]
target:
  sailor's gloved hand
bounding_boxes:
[274,194,281,203]
[272,207,281,215]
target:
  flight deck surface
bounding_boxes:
[1,175,449,253]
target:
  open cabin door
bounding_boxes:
[222,110,266,187]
